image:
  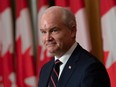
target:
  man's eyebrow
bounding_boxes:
[50,26,57,30]
[40,26,58,31]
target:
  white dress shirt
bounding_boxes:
[55,42,77,79]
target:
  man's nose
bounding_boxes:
[45,32,52,41]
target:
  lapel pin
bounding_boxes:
[68,66,71,69]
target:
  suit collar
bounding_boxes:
[57,44,83,87]
[55,42,78,64]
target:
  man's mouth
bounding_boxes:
[46,42,56,47]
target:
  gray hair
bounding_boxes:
[62,8,76,30]
[42,6,77,30]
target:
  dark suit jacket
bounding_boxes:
[38,44,110,87]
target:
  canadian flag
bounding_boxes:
[70,0,91,51]
[55,0,91,51]
[55,0,69,7]
[37,0,53,78]
[100,0,116,87]
[15,0,36,87]
[0,0,16,87]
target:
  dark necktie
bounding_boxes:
[48,60,62,87]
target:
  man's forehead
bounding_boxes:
[40,19,56,28]
[40,14,63,29]
[40,7,64,23]
[42,6,64,16]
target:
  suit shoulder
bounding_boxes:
[80,48,101,63]
[76,46,105,69]
[41,60,53,70]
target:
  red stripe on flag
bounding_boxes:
[0,0,10,13]
[16,0,28,18]
[16,0,36,86]
[103,51,109,66]
[100,0,116,16]
[69,0,85,14]
[16,37,23,87]
[0,57,3,86]
[2,51,14,87]
[100,0,116,87]
[0,0,15,86]
[23,48,35,78]
[107,62,116,87]
[55,0,69,7]
[38,0,49,11]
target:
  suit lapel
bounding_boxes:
[57,44,82,87]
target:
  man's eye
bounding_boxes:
[52,29,58,32]
[41,31,46,34]
[52,28,60,33]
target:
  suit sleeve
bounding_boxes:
[81,62,110,87]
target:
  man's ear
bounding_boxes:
[71,25,76,38]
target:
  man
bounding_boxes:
[38,6,110,87]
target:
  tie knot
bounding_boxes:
[55,60,62,66]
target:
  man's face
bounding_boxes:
[40,13,75,57]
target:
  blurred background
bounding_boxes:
[0,0,116,87]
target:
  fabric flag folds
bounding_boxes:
[0,0,16,87]
[70,0,91,51]
[55,0,69,7]
[100,0,116,87]
[15,0,36,86]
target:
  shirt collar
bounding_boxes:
[55,42,77,65]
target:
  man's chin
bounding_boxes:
[48,50,55,54]
[47,49,56,55]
